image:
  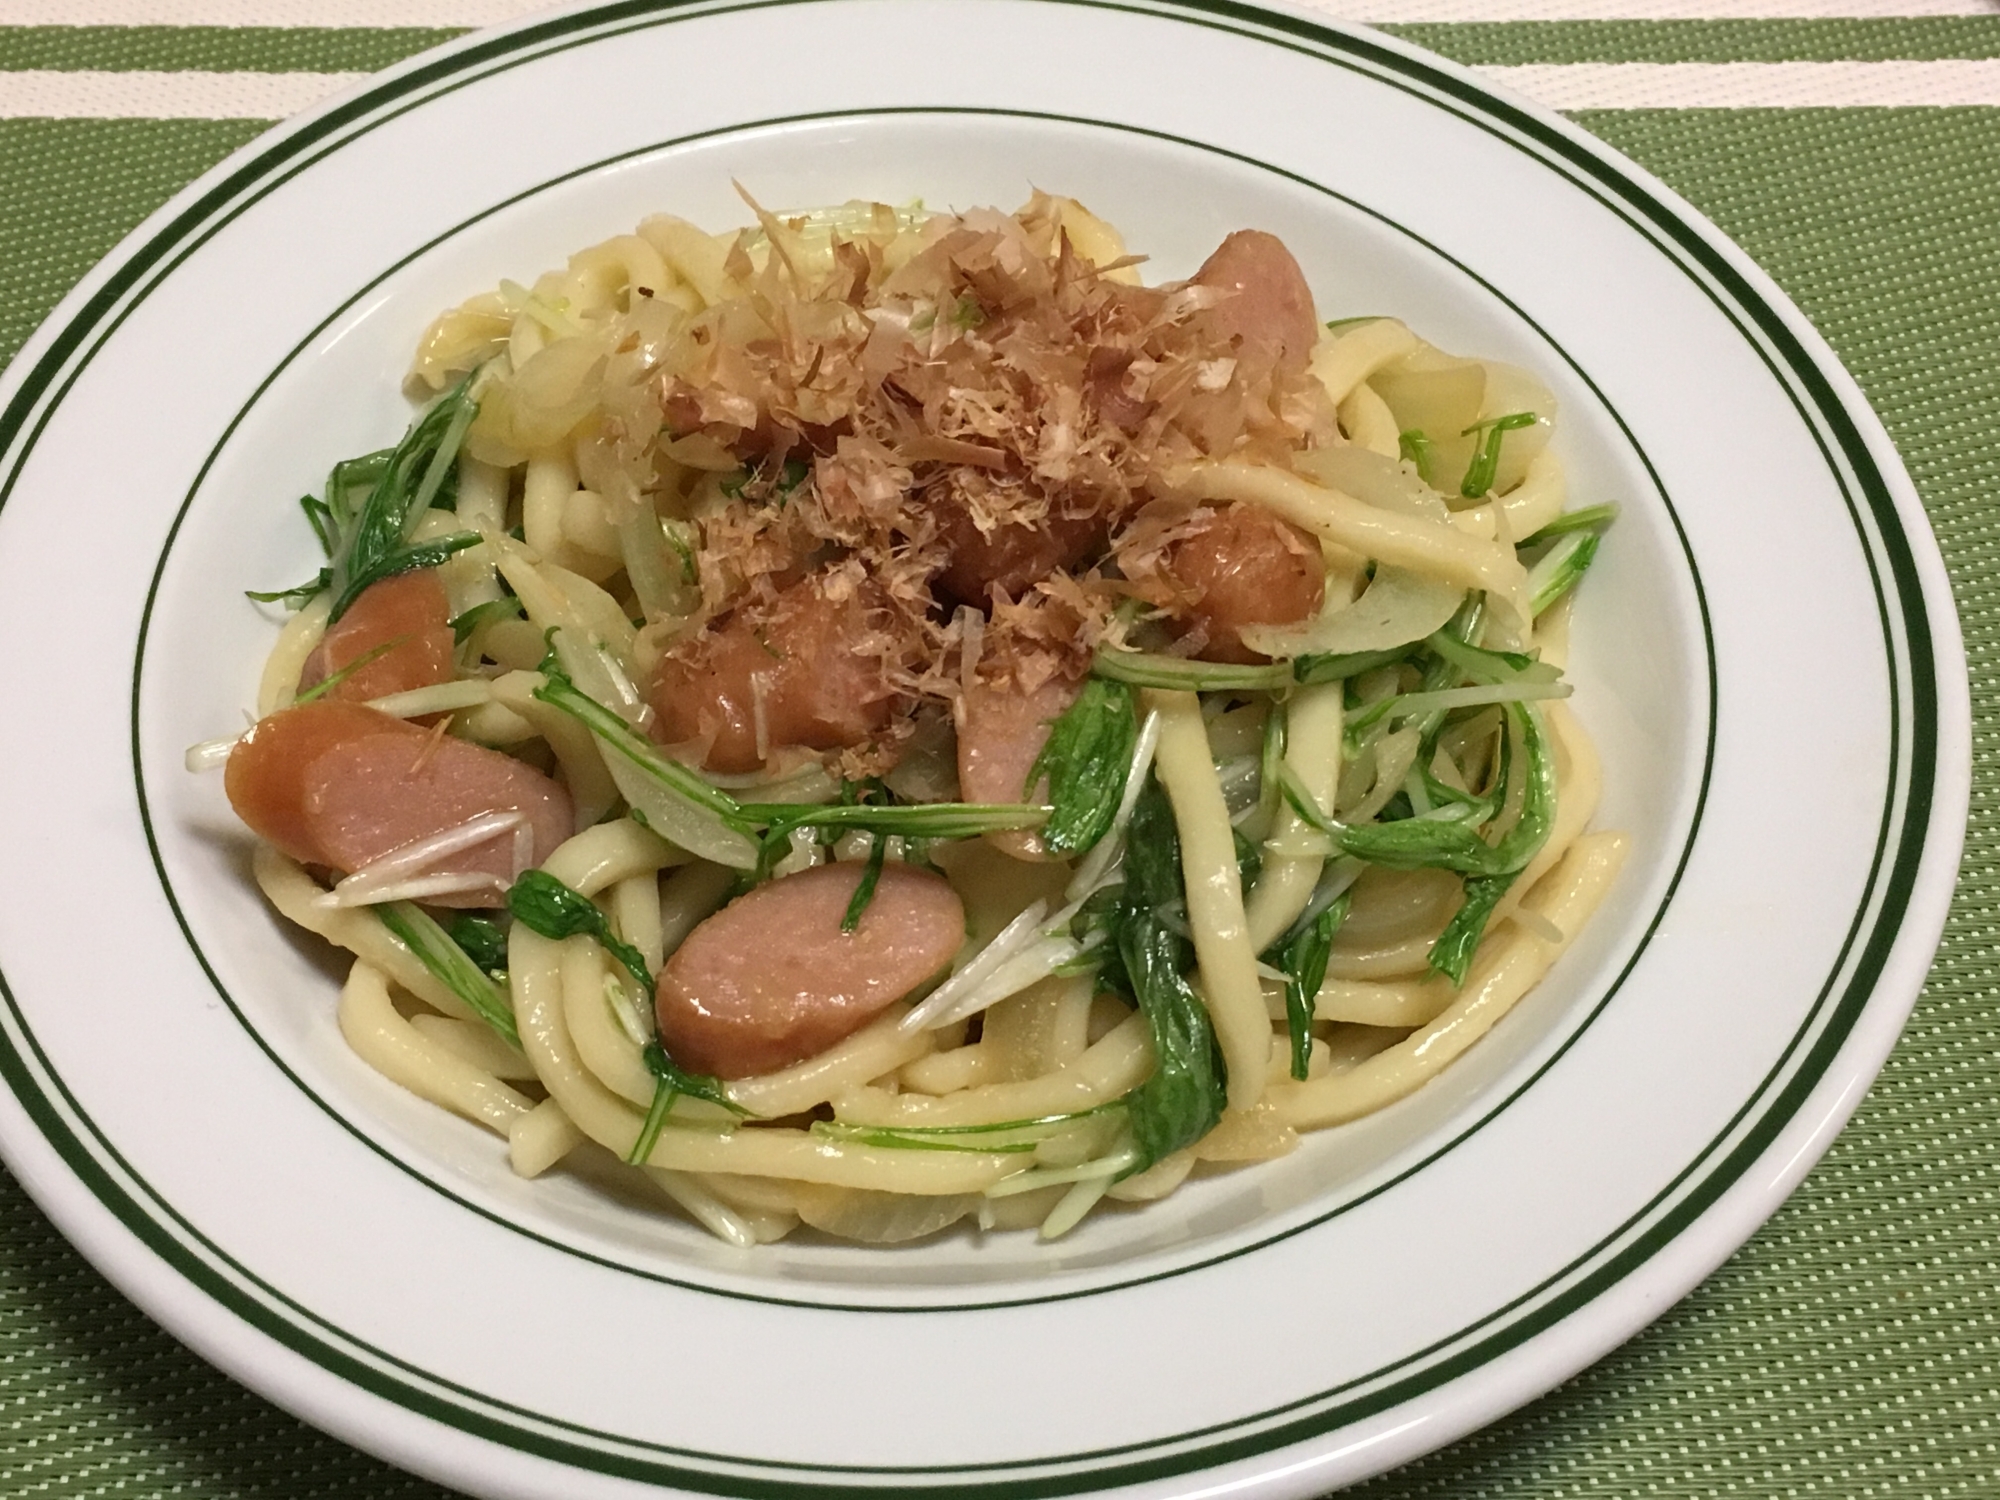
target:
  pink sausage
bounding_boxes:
[655,861,965,1078]
[1193,230,1320,376]
[300,571,456,705]
[957,672,1079,860]
[226,701,573,907]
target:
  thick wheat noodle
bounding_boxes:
[523,452,580,564]
[643,1168,771,1248]
[613,871,666,974]
[509,1097,585,1177]
[562,939,655,1107]
[1498,448,1566,540]
[1170,460,1533,626]
[1311,975,1457,1028]
[255,847,479,1023]
[725,1010,934,1120]
[256,593,329,717]
[408,1013,539,1079]
[1310,318,1420,406]
[1271,832,1628,1128]
[1244,679,1345,952]
[831,1010,1154,1128]
[540,818,682,895]
[338,959,533,1132]
[1149,688,1269,1112]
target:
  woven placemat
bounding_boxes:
[1,14,1996,1498]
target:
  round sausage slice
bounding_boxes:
[656,861,965,1078]
[299,570,455,704]
[226,700,572,906]
[1161,503,1325,664]
[1193,229,1320,377]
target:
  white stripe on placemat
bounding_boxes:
[0,68,362,117]
[3,59,1996,118]
[0,0,1993,26]
[1485,57,2000,104]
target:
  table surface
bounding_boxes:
[1,3,1997,1496]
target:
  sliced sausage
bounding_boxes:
[648,578,900,773]
[226,700,572,906]
[299,571,455,704]
[1161,503,1325,664]
[958,670,1079,861]
[1193,230,1319,378]
[655,861,965,1078]
[934,500,1105,606]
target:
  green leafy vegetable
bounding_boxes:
[446,915,509,977]
[629,1041,748,1165]
[377,902,518,1047]
[1106,779,1227,1175]
[1428,872,1513,985]
[1280,702,1556,878]
[1399,428,1435,484]
[505,870,651,992]
[450,595,524,645]
[1270,894,1349,1081]
[841,835,889,932]
[325,374,484,620]
[1028,677,1139,856]
[1459,412,1538,500]
[1520,503,1617,547]
[1526,531,1602,617]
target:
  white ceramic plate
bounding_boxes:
[0,3,1969,1496]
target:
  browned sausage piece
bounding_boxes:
[934,501,1105,606]
[958,672,1079,861]
[1192,230,1320,378]
[226,700,573,906]
[655,861,965,1078]
[648,580,899,773]
[299,571,455,704]
[1161,504,1325,664]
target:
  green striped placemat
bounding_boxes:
[1,9,1996,1498]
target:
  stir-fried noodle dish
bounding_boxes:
[195,192,1627,1246]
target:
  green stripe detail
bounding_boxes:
[0,119,263,369]
[0,25,460,74]
[1381,19,2000,67]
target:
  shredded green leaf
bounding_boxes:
[376,902,518,1047]
[449,595,524,645]
[1104,779,1228,1175]
[1459,412,1538,500]
[1399,428,1435,485]
[1270,893,1349,1081]
[505,870,651,992]
[841,835,889,932]
[1028,677,1139,856]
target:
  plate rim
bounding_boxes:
[0,1,1971,1496]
